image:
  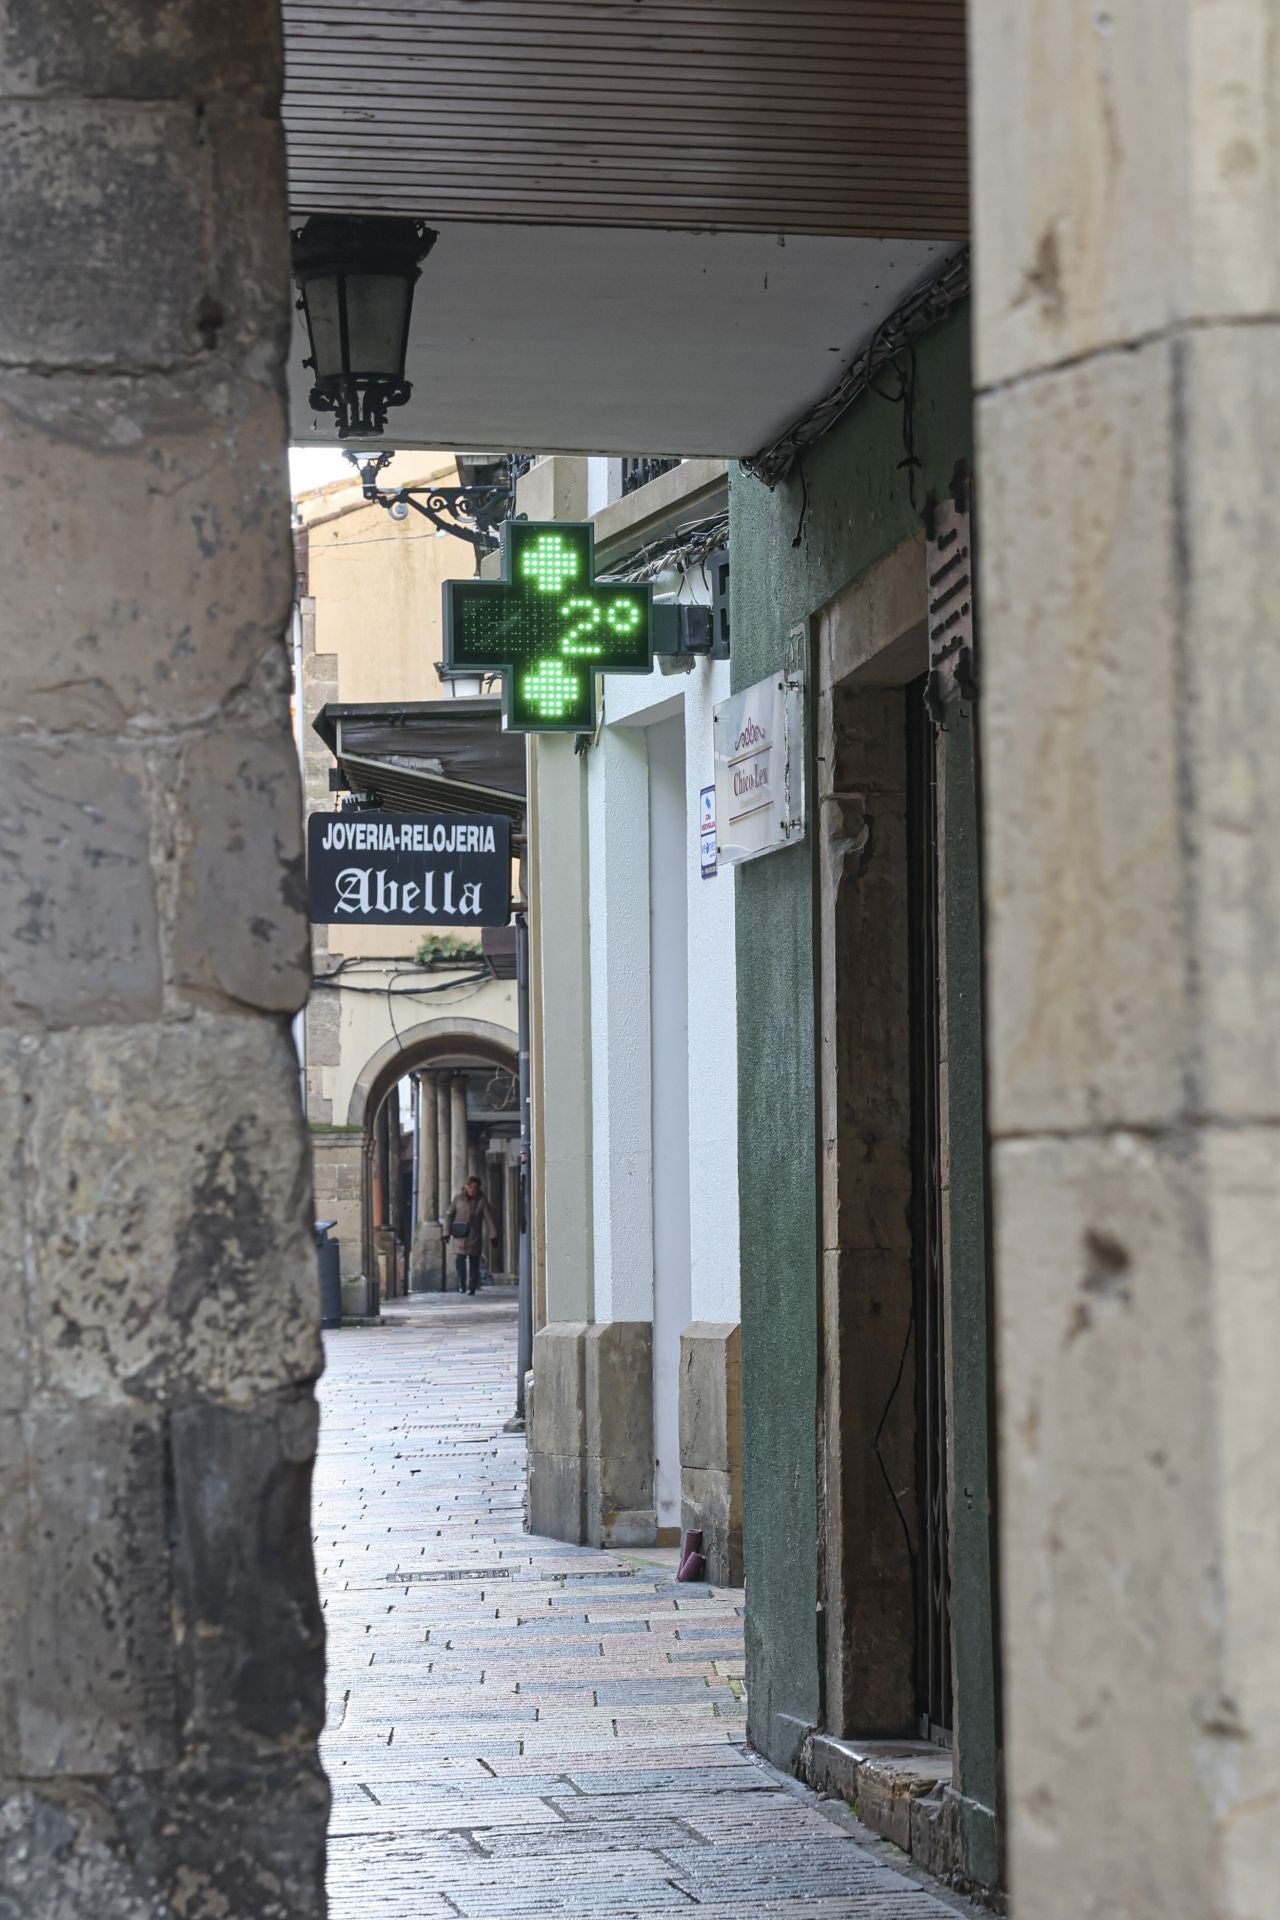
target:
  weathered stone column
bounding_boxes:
[450,1073,469,1199]
[0,2,326,1912]
[970,9,1280,1916]
[417,1070,439,1225]
[413,1069,439,1288]
[435,1073,451,1214]
[679,1322,743,1586]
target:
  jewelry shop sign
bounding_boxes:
[308,811,511,926]
[712,671,805,866]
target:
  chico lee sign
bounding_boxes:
[307,810,511,927]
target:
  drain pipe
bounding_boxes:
[515,909,533,1422]
[409,1072,420,1276]
[290,599,307,1116]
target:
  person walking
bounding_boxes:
[443,1175,498,1296]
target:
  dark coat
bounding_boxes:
[444,1189,495,1258]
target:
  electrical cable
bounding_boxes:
[742,247,970,490]
[867,341,922,513]
[599,510,729,585]
[385,968,404,1049]
[791,462,809,550]
[309,971,492,997]
[872,1290,919,1583]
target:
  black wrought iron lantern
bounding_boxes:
[290,215,437,440]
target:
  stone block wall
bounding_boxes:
[970,5,1280,1914]
[528,1321,656,1549]
[0,3,327,1912]
[527,1322,588,1541]
[584,1322,655,1548]
[678,1322,743,1585]
[312,1129,365,1287]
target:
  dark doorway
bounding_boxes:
[906,679,952,1745]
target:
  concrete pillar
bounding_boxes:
[0,2,326,1909]
[970,9,1280,1916]
[449,1072,469,1200]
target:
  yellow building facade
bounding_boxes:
[295,455,519,1308]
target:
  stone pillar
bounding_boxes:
[311,1132,365,1311]
[504,1152,521,1278]
[383,1096,403,1296]
[417,1071,439,1226]
[970,10,1280,1916]
[584,1322,655,1547]
[483,1140,502,1267]
[679,1323,743,1585]
[413,1070,439,1289]
[528,1323,588,1539]
[371,1099,388,1239]
[0,3,327,1911]
[528,1321,655,1547]
[435,1073,451,1218]
[449,1072,469,1200]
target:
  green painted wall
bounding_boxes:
[941,709,1002,1887]
[730,307,973,1772]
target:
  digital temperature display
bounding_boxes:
[443,522,653,733]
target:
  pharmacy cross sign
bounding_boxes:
[443,520,653,733]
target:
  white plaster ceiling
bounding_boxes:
[286,219,957,460]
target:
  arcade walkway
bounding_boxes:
[315,1294,974,1919]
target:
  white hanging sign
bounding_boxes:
[712,670,805,867]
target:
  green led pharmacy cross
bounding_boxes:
[443,521,653,733]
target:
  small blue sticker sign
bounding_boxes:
[699,784,717,878]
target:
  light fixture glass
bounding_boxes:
[290,216,437,439]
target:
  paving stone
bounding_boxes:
[316,1296,970,1920]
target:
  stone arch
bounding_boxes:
[347,1015,519,1130]
[350,1015,520,1293]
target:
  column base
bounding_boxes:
[678,1322,743,1585]
[410,1224,443,1291]
[528,1322,655,1547]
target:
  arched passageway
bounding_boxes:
[349,1017,520,1308]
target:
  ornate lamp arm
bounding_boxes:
[345,451,513,555]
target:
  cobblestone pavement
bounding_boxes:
[315,1293,970,1920]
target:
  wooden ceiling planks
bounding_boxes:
[282,0,968,238]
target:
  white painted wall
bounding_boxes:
[587,725,654,1326]
[583,627,740,1528]
[288,225,954,457]
[526,500,742,1530]
[681,660,740,1325]
[585,458,612,516]
[647,714,692,1526]
[531,736,594,1324]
